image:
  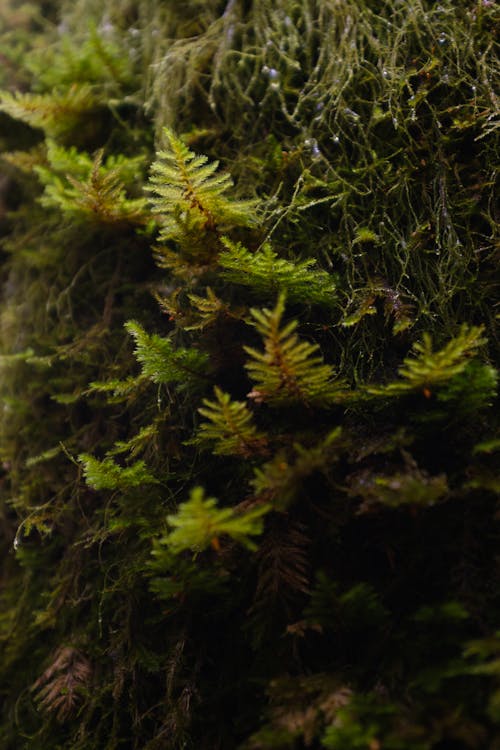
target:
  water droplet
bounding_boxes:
[438,32,447,45]
[392,117,399,129]
[471,84,477,94]
[261,65,270,74]
[344,107,360,120]
[268,68,280,80]
[304,138,321,158]
[13,537,20,550]
[270,82,280,92]
[408,95,415,104]
[333,135,340,144]
[315,101,324,112]
[382,69,390,79]
[100,21,115,35]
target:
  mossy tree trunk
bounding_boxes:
[0,1,498,748]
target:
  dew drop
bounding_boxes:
[333,135,340,144]
[438,32,447,45]
[382,68,390,79]
[270,82,281,92]
[304,138,321,158]
[344,107,360,120]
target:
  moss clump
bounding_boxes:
[0,1,498,748]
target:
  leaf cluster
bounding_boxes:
[162,487,269,554]
[244,294,346,407]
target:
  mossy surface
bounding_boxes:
[0,1,498,748]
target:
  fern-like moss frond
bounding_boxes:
[244,295,346,407]
[367,325,487,397]
[252,428,342,509]
[219,239,337,307]
[196,386,268,457]
[26,26,136,92]
[80,454,158,491]
[0,85,101,138]
[185,287,232,330]
[36,146,148,225]
[125,320,209,388]
[146,128,258,251]
[164,487,269,554]
[31,647,92,723]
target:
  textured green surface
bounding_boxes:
[0,1,498,748]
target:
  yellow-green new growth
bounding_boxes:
[219,239,337,307]
[367,324,487,396]
[0,85,100,139]
[197,386,268,457]
[80,455,158,491]
[146,128,258,252]
[165,487,269,553]
[244,295,346,407]
[125,320,209,388]
[36,144,147,226]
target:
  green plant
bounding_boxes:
[0,3,498,749]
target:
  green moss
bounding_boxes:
[0,1,498,748]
